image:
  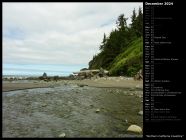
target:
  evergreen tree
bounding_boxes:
[128,8,138,41]
[131,8,137,29]
[99,33,107,51]
[130,7,143,38]
[116,14,128,31]
[136,7,143,37]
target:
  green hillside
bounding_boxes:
[88,8,143,76]
[109,38,143,76]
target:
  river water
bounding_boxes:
[3,83,143,138]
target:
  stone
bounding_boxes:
[127,125,142,133]
[125,119,128,124]
[95,109,100,113]
[79,84,84,87]
[41,103,47,107]
[138,111,143,116]
[78,84,87,87]
[129,93,134,96]
[59,133,66,137]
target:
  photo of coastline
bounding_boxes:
[3,2,143,138]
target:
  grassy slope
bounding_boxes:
[109,38,143,76]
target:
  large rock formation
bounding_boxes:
[134,69,143,80]
[42,72,47,78]
[73,68,109,80]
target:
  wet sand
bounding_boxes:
[3,77,143,138]
[3,83,53,92]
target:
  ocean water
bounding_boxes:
[3,64,88,77]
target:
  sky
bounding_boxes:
[3,2,143,76]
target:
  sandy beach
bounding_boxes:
[2,83,53,92]
[3,77,143,138]
[3,77,142,92]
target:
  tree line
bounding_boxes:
[89,7,143,76]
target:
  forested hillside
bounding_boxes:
[89,7,143,76]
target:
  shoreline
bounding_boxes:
[2,83,53,92]
[3,77,143,92]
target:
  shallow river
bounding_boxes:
[3,83,143,138]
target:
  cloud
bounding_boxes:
[3,2,143,66]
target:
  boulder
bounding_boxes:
[41,103,47,107]
[127,125,142,133]
[95,109,100,113]
[59,133,66,137]
[138,111,143,116]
